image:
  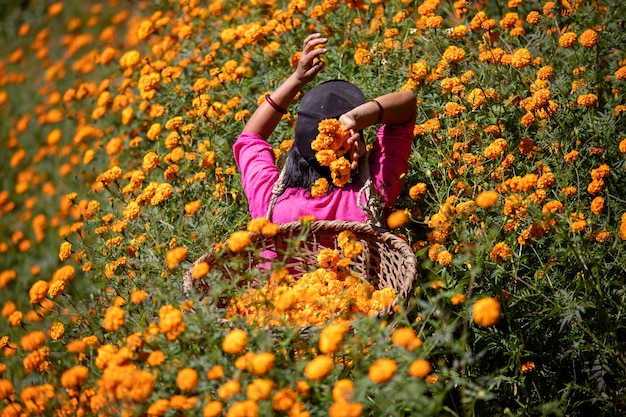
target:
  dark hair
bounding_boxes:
[282,145,334,191]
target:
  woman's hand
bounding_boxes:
[295,33,327,85]
[340,113,366,170]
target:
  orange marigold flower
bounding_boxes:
[304,355,333,381]
[526,10,540,24]
[409,183,427,200]
[451,293,466,305]
[472,297,501,326]
[227,230,251,253]
[590,196,605,215]
[368,358,397,384]
[579,29,598,48]
[559,32,577,48]
[246,378,275,401]
[442,45,466,63]
[222,329,248,355]
[158,305,185,341]
[177,368,199,392]
[191,262,210,280]
[615,66,626,81]
[577,93,597,107]
[387,209,410,229]
[50,322,65,340]
[311,177,329,198]
[60,366,89,389]
[466,88,485,107]
[147,350,166,367]
[319,322,350,354]
[409,359,432,378]
[569,212,587,232]
[272,388,297,412]
[58,241,72,261]
[29,280,49,304]
[490,242,513,262]
[203,401,224,417]
[166,246,187,269]
[103,305,125,332]
[391,327,420,350]
[511,48,531,69]
[250,352,275,376]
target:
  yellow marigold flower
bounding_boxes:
[58,241,72,261]
[576,93,598,107]
[579,29,598,48]
[29,280,48,304]
[319,322,350,354]
[387,209,410,229]
[559,32,577,48]
[472,297,501,326]
[368,358,397,384]
[511,48,531,69]
[222,329,248,355]
[177,368,199,392]
[103,306,125,332]
[272,388,297,412]
[311,177,329,198]
[304,355,334,381]
[227,230,251,253]
[409,359,432,378]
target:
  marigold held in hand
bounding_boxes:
[472,297,502,327]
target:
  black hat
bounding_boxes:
[294,80,366,163]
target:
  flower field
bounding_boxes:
[1,0,626,415]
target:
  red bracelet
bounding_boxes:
[265,94,287,114]
[370,99,383,124]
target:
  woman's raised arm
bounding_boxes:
[242,33,328,140]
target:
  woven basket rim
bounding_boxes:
[182,220,419,323]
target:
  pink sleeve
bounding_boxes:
[368,120,415,207]
[232,131,280,219]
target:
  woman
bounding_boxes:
[233,33,416,224]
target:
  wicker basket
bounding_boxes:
[182,220,419,321]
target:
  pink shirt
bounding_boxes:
[233,121,414,223]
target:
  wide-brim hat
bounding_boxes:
[294,80,366,163]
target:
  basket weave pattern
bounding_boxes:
[183,220,419,319]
